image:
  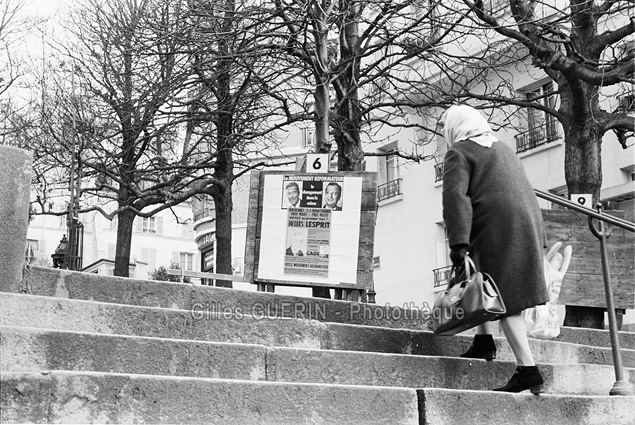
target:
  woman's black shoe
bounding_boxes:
[493,365,544,394]
[461,334,496,361]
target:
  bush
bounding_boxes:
[149,261,191,283]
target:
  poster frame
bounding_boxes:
[243,170,377,290]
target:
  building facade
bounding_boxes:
[26,201,199,280]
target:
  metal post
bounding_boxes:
[588,203,635,396]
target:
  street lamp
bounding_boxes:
[51,235,68,269]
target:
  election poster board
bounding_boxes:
[244,170,377,290]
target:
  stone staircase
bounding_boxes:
[2,267,634,424]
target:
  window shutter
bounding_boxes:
[148,248,157,271]
[187,253,194,271]
[135,218,142,233]
[108,244,116,260]
[157,217,163,235]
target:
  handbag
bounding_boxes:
[431,256,506,335]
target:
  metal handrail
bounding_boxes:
[534,189,635,233]
[535,188,634,396]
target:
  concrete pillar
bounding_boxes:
[0,145,32,292]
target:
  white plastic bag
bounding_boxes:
[524,242,572,339]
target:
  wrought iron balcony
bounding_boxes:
[194,208,215,222]
[377,178,402,202]
[434,163,444,182]
[515,119,559,153]
[433,265,452,289]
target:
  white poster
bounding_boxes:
[257,173,362,285]
[284,208,331,277]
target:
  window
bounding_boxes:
[180,252,194,271]
[385,153,397,182]
[377,144,402,202]
[432,224,452,290]
[135,216,163,234]
[434,120,447,182]
[143,217,156,233]
[301,127,315,149]
[516,82,559,153]
[25,239,39,263]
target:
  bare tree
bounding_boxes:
[181,0,309,286]
[0,0,41,143]
[269,0,467,170]
[469,0,634,193]
[0,0,27,98]
[1,0,220,276]
[7,0,304,281]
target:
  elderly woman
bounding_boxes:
[441,104,548,394]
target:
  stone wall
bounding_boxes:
[0,146,32,292]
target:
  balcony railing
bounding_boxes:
[515,119,559,153]
[377,178,402,202]
[434,163,444,182]
[433,265,452,289]
[194,208,215,222]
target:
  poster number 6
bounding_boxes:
[306,154,329,174]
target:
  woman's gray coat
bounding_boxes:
[442,140,548,316]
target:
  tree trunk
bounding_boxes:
[313,2,332,155]
[333,0,364,172]
[564,119,603,202]
[207,0,237,288]
[214,184,233,288]
[561,87,606,328]
[114,208,135,277]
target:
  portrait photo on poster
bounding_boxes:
[322,181,343,211]
[282,180,302,209]
[280,175,344,211]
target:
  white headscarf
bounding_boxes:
[443,105,498,148]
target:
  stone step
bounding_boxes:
[555,326,635,351]
[416,387,635,425]
[2,293,634,369]
[21,266,430,330]
[21,267,635,349]
[2,325,633,396]
[465,322,635,350]
[0,371,419,425]
[2,371,633,425]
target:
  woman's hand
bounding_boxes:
[450,246,469,266]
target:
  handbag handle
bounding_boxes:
[463,255,476,276]
[450,254,476,286]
